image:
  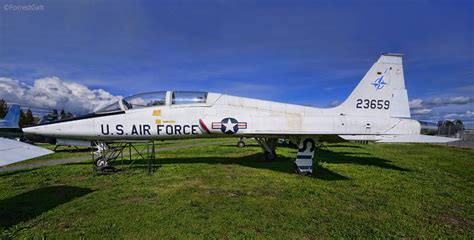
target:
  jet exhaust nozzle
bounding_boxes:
[419,121,438,136]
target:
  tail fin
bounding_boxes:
[335,53,411,118]
[1,105,20,128]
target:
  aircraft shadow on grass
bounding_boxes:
[317,148,409,172]
[0,185,92,228]
[87,154,350,181]
[68,144,409,181]
[53,148,91,153]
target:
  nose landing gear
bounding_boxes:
[92,141,156,174]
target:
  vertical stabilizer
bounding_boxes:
[335,54,411,118]
[0,105,20,128]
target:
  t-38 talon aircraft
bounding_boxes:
[15,53,457,175]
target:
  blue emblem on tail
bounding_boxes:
[371,75,387,90]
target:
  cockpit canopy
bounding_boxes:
[124,91,167,109]
[171,91,207,105]
[96,91,208,113]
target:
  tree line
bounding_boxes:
[0,99,74,128]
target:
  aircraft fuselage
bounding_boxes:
[23,92,421,141]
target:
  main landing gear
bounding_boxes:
[255,137,277,161]
[237,137,246,148]
[255,137,317,176]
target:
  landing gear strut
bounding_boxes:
[255,137,278,161]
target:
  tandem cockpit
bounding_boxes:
[96,91,211,114]
[38,91,215,125]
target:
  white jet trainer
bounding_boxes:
[23,54,457,175]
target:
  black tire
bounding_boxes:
[95,157,108,168]
[264,150,276,161]
[237,141,245,148]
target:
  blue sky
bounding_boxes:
[0,0,473,125]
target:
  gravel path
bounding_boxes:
[0,141,228,173]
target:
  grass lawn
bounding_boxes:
[0,140,472,239]
[3,138,236,166]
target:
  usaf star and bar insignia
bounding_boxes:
[212,117,247,134]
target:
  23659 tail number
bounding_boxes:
[356,99,390,109]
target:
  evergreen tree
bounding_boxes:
[18,109,26,128]
[25,109,35,126]
[0,99,7,119]
[60,109,66,119]
[51,109,59,121]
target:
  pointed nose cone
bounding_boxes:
[22,125,46,135]
[23,124,62,137]
[23,118,95,138]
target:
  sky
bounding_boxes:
[0,0,473,126]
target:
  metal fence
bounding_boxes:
[458,130,474,141]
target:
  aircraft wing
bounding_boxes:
[0,138,53,166]
[247,130,344,135]
[339,134,458,143]
[374,134,459,143]
[247,131,458,143]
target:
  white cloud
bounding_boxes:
[412,108,432,115]
[430,96,471,105]
[410,96,472,110]
[443,111,474,119]
[409,99,424,109]
[0,77,121,114]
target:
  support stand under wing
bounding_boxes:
[295,138,316,176]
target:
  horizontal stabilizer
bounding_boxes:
[0,138,53,166]
[376,134,459,143]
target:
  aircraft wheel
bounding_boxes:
[264,150,277,161]
[237,140,245,148]
[95,157,108,168]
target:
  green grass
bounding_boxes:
[0,140,472,239]
[4,138,235,166]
